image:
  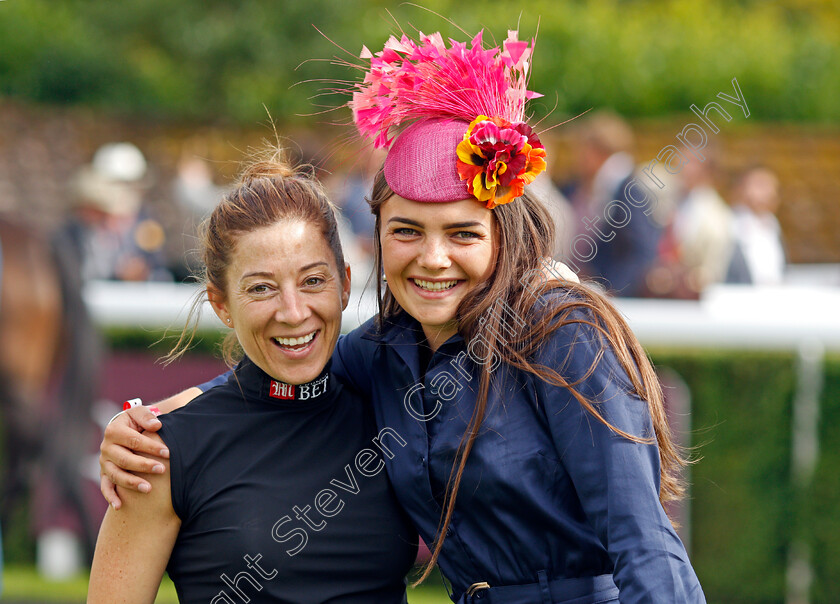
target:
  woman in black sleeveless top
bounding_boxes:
[88,154,417,603]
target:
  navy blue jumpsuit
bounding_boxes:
[329,302,706,603]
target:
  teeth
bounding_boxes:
[413,279,458,291]
[274,331,316,346]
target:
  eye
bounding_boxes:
[303,276,325,287]
[393,227,419,237]
[247,283,273,295]
[453,230,481,240]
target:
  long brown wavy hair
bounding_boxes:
[367,168,687,584]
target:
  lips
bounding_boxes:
[411,278,459,291]
[272,330,318,350]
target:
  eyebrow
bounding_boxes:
[240,262,330,281]
[241,271,274,281]
[387,217,487,229]
[300,261,330,272]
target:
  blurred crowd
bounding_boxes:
[43,112,789,301]
[52,140,383,293]
[57,142,223,284]
[547,111,788,299]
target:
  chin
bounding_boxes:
[289,364,325,385]
[415,309,457,326]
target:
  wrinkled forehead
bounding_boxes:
[227,220,336,273]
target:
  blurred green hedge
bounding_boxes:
[657,351,795,602]
[104,326,226,355]
[655,350,840,603]
[809,360,840,604]
[1,0,838,124]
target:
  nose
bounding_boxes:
[274,288,311,325]
[417,236,451,271]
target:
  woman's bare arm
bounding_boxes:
[89,433,180,603]
[99,387,202,509]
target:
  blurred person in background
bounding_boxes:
[329,148,384,261]
[326,148,384,290]
[533,132,576,259]
[172,154,225,220]
[560,112,662,297]
[731,165,786,286]
[645,145,751,298]
[533,170,575,260]
[62,142,172,282]
[170,153,228,281]
[1,191,104,582]
[670,146,735,291]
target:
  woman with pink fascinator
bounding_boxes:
[99,28,705,603]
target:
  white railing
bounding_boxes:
[83,280,840,352]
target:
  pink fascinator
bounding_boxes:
[350,30,547,209]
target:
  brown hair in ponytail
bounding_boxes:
[367,168,686,585]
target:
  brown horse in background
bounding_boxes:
[0,216,101,559]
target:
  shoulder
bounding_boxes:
[157,386,239,455]
[339,316,380,350]
[116,432,173,519]
[196,371,230,393]
[525,288,658,440]
[528,287,638,392]
[165,381,237,416]
[340,315,382,346]
[530,287,601,344]
[333,317,383,390]
[156,391,237,520]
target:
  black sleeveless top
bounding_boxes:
[158,357,417,604]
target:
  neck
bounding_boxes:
[422,323,457,352]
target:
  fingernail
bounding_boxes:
[159,448,170,458]
[138,483,151,493]
[152,463,165,474]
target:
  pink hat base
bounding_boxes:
[384,118,471,203]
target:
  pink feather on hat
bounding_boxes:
[351,30,541,149]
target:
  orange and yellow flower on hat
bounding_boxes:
[456,115,547,209]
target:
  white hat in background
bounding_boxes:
[72,142,148,215]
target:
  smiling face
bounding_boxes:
[208,220,350,385]
[379,194,497,350]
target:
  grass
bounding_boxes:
[2,565,452,603]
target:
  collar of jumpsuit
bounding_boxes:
[230,355,337,407]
